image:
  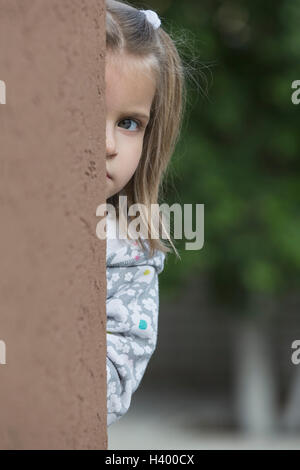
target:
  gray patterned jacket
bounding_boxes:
[106,215,166,427]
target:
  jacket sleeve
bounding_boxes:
[106,262,161,427]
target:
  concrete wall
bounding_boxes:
[0,0,107,449]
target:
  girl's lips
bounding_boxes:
[106,173,112,179]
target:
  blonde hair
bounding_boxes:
[106,0,188,260]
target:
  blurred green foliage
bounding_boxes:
[133,0,300,314]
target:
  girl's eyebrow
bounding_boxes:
[124,111,150,121]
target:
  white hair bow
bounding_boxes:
[140,9,161,30]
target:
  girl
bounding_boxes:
[105,0,187,427]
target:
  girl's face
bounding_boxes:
[106,52,156,200]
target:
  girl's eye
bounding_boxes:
[118,118,140,131]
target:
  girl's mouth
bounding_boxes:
[106,173,112,179]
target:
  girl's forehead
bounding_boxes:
[106,51,156,83]
[106,52,157,112]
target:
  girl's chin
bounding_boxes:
[106,187,118,200]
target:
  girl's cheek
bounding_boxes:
[117,133,144,161]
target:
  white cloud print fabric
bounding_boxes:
[106,213,166,427]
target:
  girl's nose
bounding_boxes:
[106,124,117,158]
